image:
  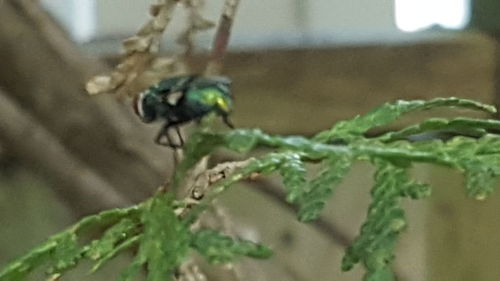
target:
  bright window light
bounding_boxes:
[395,0,471,32]
[72,0,96,42]
[41,0,96,42]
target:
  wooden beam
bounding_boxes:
[223,33,496,135]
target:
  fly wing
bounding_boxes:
[156,74,198,95]
[193,76,231,87]
[208,76,232,86]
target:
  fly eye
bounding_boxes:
[133,91,156,122]
[132,93,142,117]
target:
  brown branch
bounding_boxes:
[174,3,243,278]
[0,89,130,215]
[204,0,241,75]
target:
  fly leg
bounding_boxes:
[222,114,234,129]
[174,126,184,146]
[155,122,183,148]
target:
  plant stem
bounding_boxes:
[205,0,241,75]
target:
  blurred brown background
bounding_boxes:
[1,0,500,280]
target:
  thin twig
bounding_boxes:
[186,0,242,186]
[180,1,242,278]
[204,0,241,76]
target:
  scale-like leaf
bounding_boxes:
[225,129,265,152]
[91,235,140,273]
[138,194,190,281]
[342,160,412,281]
[85,218,138,261]
[279,153,307,203]
[3,98,500,281]
[461,159,499,200]
[314,98,495,142]
[173,131,225,189]
[191,230,272,264]
[118,257,145,281]
[298,154,352,222]
[0,206,139,281]
[0,239,57,281]
[399,182,431,200]
[376,117,500,142]
[48,233,81,273]
[84,218,140,273]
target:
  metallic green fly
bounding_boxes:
[134,75,234,148]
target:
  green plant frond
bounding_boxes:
[225,128,266,152]
[407,135,500,198]
[297,154,353,222]
[85,218,139,261]
[191,229,272,264]
[173,131,225,189]
[118,256,144,281]
[47,232,80,274]
[84,218,141,273]
[0,206,140,281]
[0,239,57,281]
[399,182,432,200]
[91,235,141,274]
[342,160,415,281]
[377,117,500,142]
[5,98,500,281]
[313,97,496,143]
[135,194,190,281]
[70,206,141,233]
[199,154,284,205]
[278,152,307,203]
[463,163,496,200]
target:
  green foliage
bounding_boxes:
[0,193,271,281]
[297,154,352,222]
[278,152,307,203]
[314,97,496,142]
[85,218,139,272]
[124,194,189,281]
[342,160,429,280]
[0,207,140,281]
[191,230,273,264]
[2,97,500,281]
